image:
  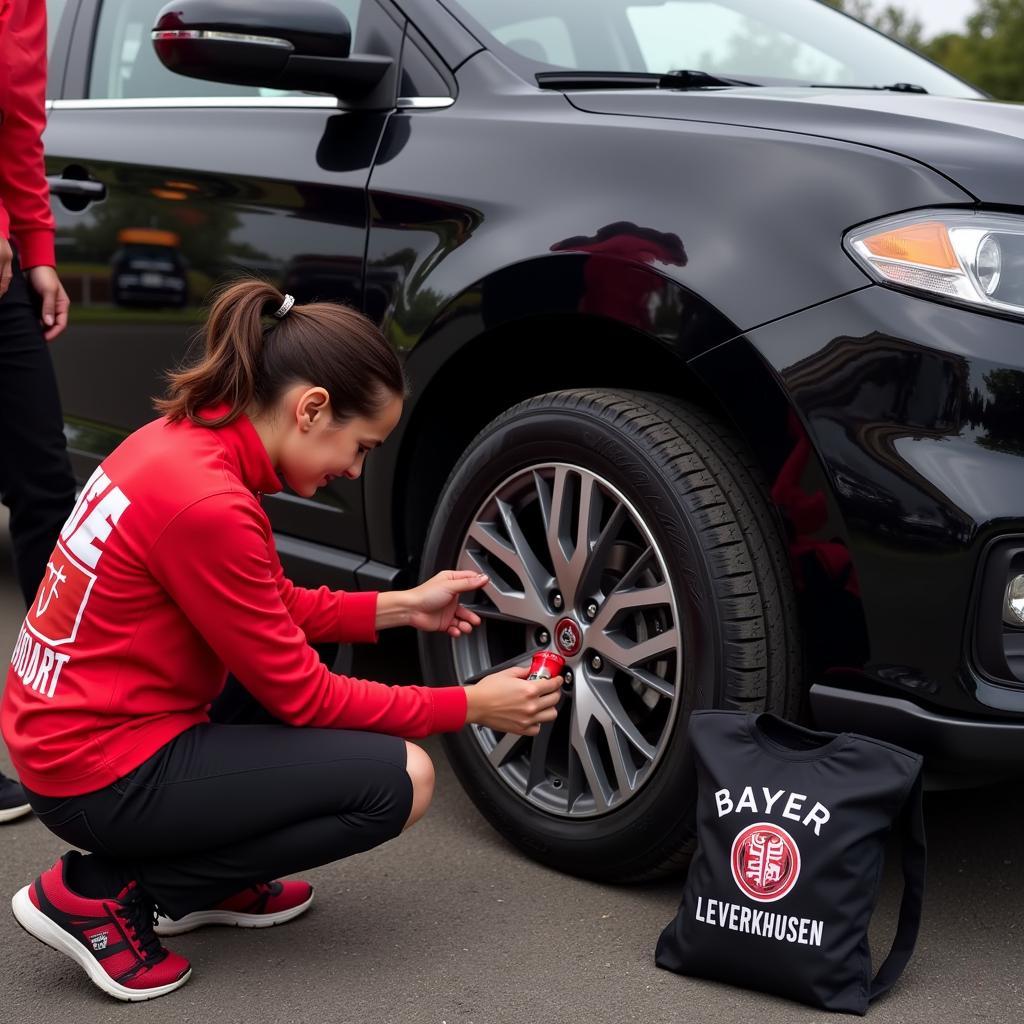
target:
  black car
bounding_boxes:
[111,227,189,307]
[42,0,1024,881]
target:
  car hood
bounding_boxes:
[568,87,1024,205]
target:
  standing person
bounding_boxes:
[0,0,77,822]
[2,279,563,1002]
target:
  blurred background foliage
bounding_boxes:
[823,0,1024,100]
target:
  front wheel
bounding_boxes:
[419,389,801,881]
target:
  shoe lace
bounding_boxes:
[117,884,166,964]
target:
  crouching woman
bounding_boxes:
[2,280,561,1001]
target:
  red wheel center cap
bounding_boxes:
[554,617,582,656]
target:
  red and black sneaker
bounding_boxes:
[11,853,191,1002]
[155,879,314,936]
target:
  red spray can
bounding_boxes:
[527,650,566,681]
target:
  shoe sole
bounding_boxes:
[0,803,32,823]
[11,886,191,1002]
[155,889,314,936]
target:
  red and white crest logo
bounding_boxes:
[22,465,131,650]
[25,543,96,647]
[730,822,801,903]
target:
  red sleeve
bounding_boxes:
[267,538,379,644]
[148,492,468,736]
[0,1,56,268]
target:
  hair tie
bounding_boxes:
[272,294,295,319]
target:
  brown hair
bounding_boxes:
[155,278,406,427]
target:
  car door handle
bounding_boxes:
[46,174,106,202]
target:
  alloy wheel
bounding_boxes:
[454,463,682,818]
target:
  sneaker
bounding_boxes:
[11,853,191,1002]
[155,879,313,936]
[0,772,32,823]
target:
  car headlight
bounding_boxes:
[844,210,1024,317]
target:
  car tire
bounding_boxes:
[418,389,802,881]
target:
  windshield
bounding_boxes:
[447,0,981,98]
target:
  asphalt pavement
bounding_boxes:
[0,509,1022,1023]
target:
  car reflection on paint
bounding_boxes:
[111,228,189,309]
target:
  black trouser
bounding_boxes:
[1,254,77,790]
[0,255,76,607]
[25,721,413,919]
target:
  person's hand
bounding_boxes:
[464,665,563,735]
[26,266,70,341]
[0,237,13,298]
[404,570,488,637]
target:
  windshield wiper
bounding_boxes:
[810,82,928,94]
[536,69,758,91]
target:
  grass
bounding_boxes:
[67,305,203,325]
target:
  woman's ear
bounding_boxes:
[296,387,331,431]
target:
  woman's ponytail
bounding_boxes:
[156,278,282,426]
[155,276,405,426]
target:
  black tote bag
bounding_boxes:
[656,711,926,1015]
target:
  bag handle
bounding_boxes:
[869,770,926,1001]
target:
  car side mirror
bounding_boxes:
[152,0,392,99]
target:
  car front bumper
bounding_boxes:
[695,284,1024,765]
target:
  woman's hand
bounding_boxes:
[26,266,70,341]
[464,666,563,735]
[408,569,487,636]
[0,237,13,298]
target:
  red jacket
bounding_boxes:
[0,0,55,268]
[2,409,468,796]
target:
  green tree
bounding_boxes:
[821,0,926,46]
[823,0,1024,101]
[928,0,1024,101]
[873,5,926,47]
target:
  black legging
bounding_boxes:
[25,714,413,918]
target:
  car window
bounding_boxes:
[452,0,980,99]
[88,0,364,99]
[491,17,576,68]
[46,0,70,58]
[626,3,844,83]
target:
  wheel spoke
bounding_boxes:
[612,544,655,593]
[466,519,518,572]
[466,515,551,611]
[625,665,675,699]
[471,604,526,623]
[590,680,657,763]
[532,469,552,533]
[566,746,587,811]
[545,466,574,592]
[488,730,526,768]
[591,624,679,669]
[570,710,612,814]
[570,682,651,800]
[459,543,550,625]
[496,497,554,597]
[602,718,640,795]
[589,581,671,633]
[568,474,603,599]
[619,626,679,666]
[577,503,627,602]
[526,712,559,795]
[545,470,605,604]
